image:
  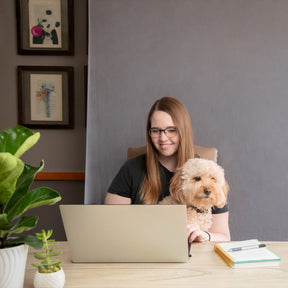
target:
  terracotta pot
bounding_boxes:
[0,244,29,288]
[33,268,65,288]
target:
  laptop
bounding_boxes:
[60,204,189,263]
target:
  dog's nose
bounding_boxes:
[204,189,211,197]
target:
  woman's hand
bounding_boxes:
[187,212,231,243]
[187,224,210,243]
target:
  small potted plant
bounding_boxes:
[0,125,61,288]
[33,229,65,288]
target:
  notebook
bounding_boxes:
[60,204,189,263]
[214,239,281,268]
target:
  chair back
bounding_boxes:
[127,145,218,162]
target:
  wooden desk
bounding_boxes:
[24,241,287,288]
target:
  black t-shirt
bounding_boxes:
[108,154,228,213]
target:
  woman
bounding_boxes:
[105,97,230,243]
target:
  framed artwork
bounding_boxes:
[17,66,74,129]
[16,0,74,55]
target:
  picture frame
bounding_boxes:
[17,66,74,129]
[16,0,74,55]
[84,65,88,127]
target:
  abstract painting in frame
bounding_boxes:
[17,66,74,129]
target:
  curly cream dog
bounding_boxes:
[159,158,229,231]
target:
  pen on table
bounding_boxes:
[228,244,266,252]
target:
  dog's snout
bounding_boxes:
[204,188,211,197]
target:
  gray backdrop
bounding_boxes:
[85,0,288,241]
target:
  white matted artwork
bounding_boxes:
[29,0,62,48]
[30,74,63,121]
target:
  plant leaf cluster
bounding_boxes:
[0,126,61,249]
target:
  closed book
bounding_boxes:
[214,239,281,268]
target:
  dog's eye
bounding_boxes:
[211,177,216,181]
[194,176,201,181]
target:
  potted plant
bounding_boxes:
[0,125,62,288]
[33,229,65,288]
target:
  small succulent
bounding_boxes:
[32,229,62,273]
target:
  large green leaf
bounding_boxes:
[0,126,40,157]
[0,153,24,205]
[0,126,62,250]
[3,216,39,237]
[0,213,9,234]
[4,162,44,214]
[7,235,43,249]
[7,187,61,222]
[15,132,40,158]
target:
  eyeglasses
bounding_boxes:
[148,127,178,138]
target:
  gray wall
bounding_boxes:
[86,0,288,241]
[0,1,87,240]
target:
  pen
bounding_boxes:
[228,244,266,252]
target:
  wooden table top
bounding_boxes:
[24,241,288,288]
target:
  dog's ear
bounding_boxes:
[169,170,186,204]
[217,180,229,208]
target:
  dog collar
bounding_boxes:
[189,205,209,214]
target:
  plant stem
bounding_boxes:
[0,236,7,248]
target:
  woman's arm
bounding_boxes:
[187,212,230,242]
[208,212,230,241]
[104,192,132,204]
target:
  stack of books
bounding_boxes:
[214,239,281,268]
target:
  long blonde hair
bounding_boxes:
[140,97,194,204]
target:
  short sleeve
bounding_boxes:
[107,155,146,203]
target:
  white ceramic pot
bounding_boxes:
[34,268,65,288]
[0,244,29,288]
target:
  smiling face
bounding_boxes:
[150,110,180,163]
